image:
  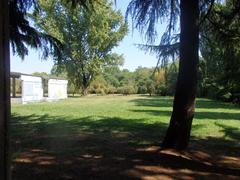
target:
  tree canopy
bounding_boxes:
[32,0,127,95]
[9,0,96,59]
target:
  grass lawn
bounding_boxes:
[11,95,240,179]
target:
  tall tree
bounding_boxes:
[127,0,199,150]
[33,0,127,95]
[128,0,240,149]
[161,0,199,149]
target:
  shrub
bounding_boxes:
[118,86,136,95]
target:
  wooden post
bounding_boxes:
[0,0,10,179]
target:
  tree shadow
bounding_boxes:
[130,96,174,108]
[131,109,240,121]
[130,96,240,121]
[11,113,240,179]
[130,96,240,110]
[215,123,240,142]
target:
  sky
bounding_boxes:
[10,0,166,74]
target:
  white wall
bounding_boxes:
[21,75,43,104]
[48,79,68,100]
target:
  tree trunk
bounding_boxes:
[0,0,11,179]
[162,0,199,150]
[81,86,88,96]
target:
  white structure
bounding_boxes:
[11,72,68,104]
[48,79,68,100]
[21,75,44,104]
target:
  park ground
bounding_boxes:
[11,95,240,179]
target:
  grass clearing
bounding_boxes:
[11,95,240,179]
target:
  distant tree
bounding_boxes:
[154,62,178,96]
[165,62,178,95]
[154,69,167,96]
[102,53,125,87]
[134,66,153,94]
[33,0,128,95]
[146,80,155,96]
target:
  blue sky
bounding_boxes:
[11,0,166,74]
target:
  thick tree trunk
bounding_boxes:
[0,0,11,179]
[162,0,199,150]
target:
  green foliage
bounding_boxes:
[33,0,128,95]
[134,66,153,94]
[117,85,136,95]
[84,62,179,96]
[9,0,93,59]
[146,80,155,96]
[89,76,108,95]
[153,62,178,96]
[199,1,240,103]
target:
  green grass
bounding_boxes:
[11,95,240,153]
[10,95,240,179]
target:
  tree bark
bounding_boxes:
[81,86,88,96]
[0,0,11,179]
[162,0,199,150]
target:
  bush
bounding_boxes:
[107,86,117,94]
[95,88,106,95]
[118,86,136,95]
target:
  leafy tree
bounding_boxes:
[146,80,155,96]
[153,62,178,96]
[154,68,166,95]
[33,0,127,95]
[134,66,154,94]
[165,62,178,95]
[102,53,125,87]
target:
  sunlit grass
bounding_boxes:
[11,95,240,152]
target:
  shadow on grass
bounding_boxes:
[131,96,240,110]
[215,123,240,142]
[130,97,240,121]
[131,109,240,120]
[11,112,240,179]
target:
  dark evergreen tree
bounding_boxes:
[127,0,240,149]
